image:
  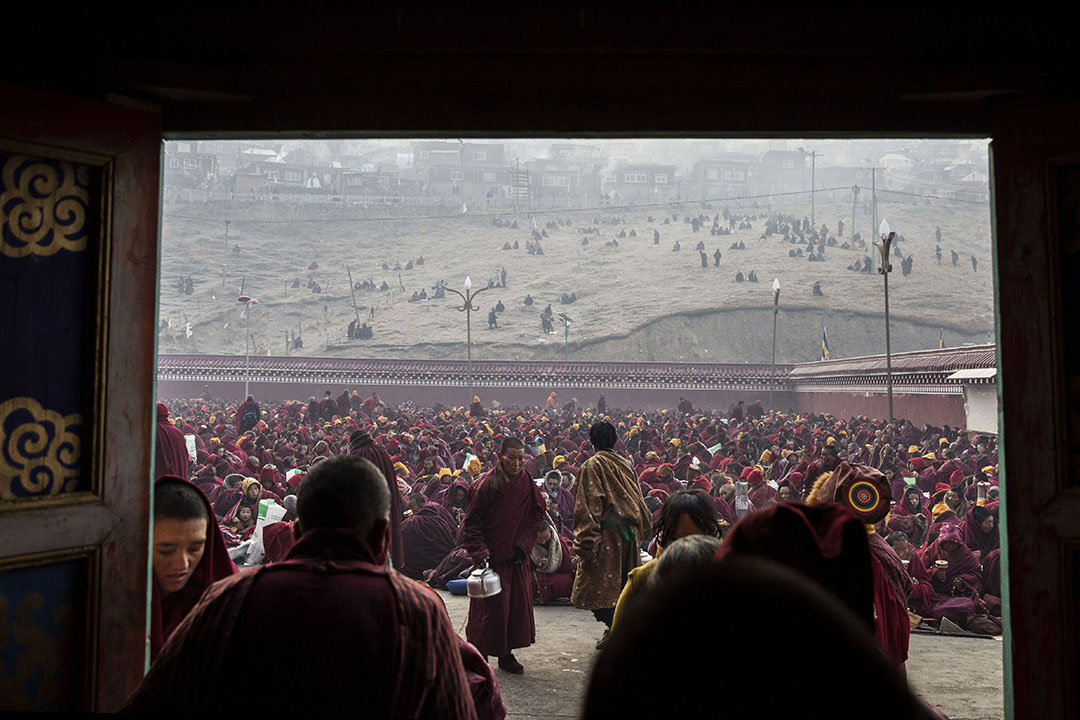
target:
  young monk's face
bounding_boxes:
[153,517,208,595]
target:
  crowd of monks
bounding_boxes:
[156,391,1001,637]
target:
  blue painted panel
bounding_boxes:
[0,558,89,711]
[0,151,101,499]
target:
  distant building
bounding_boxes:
[602,164,678,203]
[525,149,606,203]
[411,141,511,200]
[226,159,346,195]
[680,158,750,201]
[163,142,218,189]
[758,149,806,195]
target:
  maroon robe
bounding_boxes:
[349,435,405,569]
[461,465,547,658]
[155,403,190,480]
[401,503,458,581]
[150,475,237,662]
[126,528,478,718]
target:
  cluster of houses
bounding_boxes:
[163,140,989,206]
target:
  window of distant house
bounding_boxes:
[782,159,795,169]
[285,171,302,182]
[625,171,648,183]
[450,170,463,181]
[728,188,739,197]
[473,150,487,161]
[168,157,180,169]
[267,171,279,180]
[654,173,668,184]
[177,143,192,154]
[182,159,199,170]
[732,170,745,181]
[482,171,497,182]
[723,169,734,181]
[420,151,430,159]
[604,174,617,184]
[706,169,719,180]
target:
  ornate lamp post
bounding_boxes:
[874,219,896,422]
[770,278,780,409]
[237,295,258,398]
[445,276,493,402]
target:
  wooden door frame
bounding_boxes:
[0,82,161,710]
[991,101,1080,719]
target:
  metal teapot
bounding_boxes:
[467,558,502,599]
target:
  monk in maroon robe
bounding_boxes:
[125,457,478,718]
[402,495,458,581]
[149,476,236,662]
[154,402,190,480]
[462,437,547,674]
[349,429,404,568]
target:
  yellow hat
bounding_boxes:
[394,462,409,476]
[439,467,452,478]
[467,458,481,474]
[760,450,772,462]
[931,502,951,521]
[210,437,221,446]
[924,452,936,460]
[908,445,920,454]
[827,437,836,445]
[939,438,949,446]
[670,438,681,447]
[981,465,995,474]
[474,396,480,403]
[554,455,565,466]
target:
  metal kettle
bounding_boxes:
[467,558,502,598]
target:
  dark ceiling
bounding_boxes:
[3,7,1078,136]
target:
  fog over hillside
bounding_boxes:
[159,139,992,363]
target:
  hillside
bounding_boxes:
[158,195,994,363]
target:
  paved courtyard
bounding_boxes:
[439,591,1004,720]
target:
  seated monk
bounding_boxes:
[401,493,458,582]
[532,519,574,604]
[124,456,481,718]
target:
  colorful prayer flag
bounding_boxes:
[821,326,830,361]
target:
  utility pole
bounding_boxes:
[807,151,820,229]
[871,167,879,271]
[458,139,467,214]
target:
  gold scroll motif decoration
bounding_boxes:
[0,155,90,257]
[0,592,76,711]
[0,398,81,500]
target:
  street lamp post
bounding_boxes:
[558,313,573,361]
[237,295,258,398]
[770,278,781,410]
[445,276,493,403]
[875,219,896,422]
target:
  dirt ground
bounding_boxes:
[159,195,993,362]
[438,591,1004,720]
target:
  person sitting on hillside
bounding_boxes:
[405,260,414,271]
[502,241,512,250]
[418,289,427,300]
[416,255,425,265]
[380,281,390,292]
[524,294,534,306]
[433,285,445,299]
[408,292,420,303]
[672,241,681,251]
[813,281,823,296]
[495,300,505,313]
[729,241,740,250]
[747,270,758,282]
[735,271,744,282]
